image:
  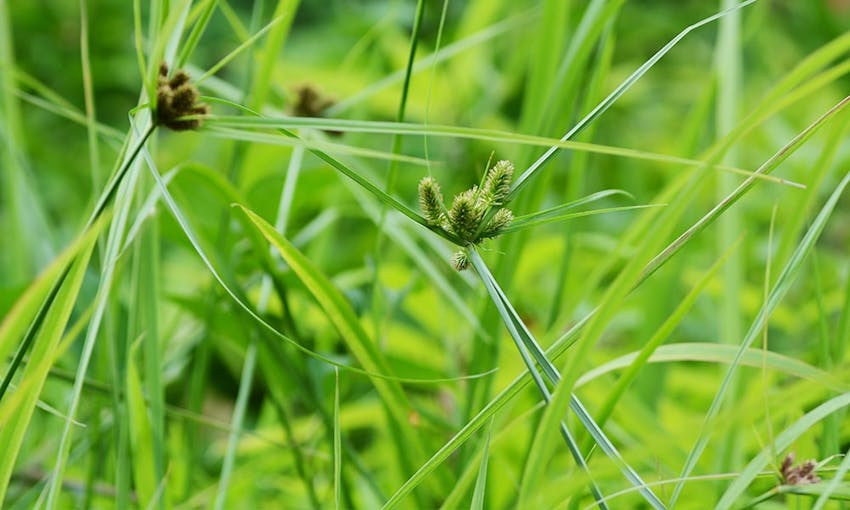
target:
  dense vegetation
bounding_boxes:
[2,1,850,508]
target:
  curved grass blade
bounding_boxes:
[507,0,759,201]
[503,205,662,234]
[716,392,850,509]
[238,204,450,493]
[138,153,491,384]
[468,248,663,509]
[575,343,848,393]
[672,169,850,505]
[204,115,797,188]
[0,226,99,506]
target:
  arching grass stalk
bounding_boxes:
[466,247,609,509]
[467,248,666,510]
[0,124,155,402]
[414,156,665,507]
[0,62,208,402]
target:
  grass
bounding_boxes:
[2,0,850,508]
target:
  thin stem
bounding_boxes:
[0,124,156,402]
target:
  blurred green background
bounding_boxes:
[3,1,850,508]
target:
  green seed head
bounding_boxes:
[451,250,469,271]
[481,160,514,206]
[449,188,483,241]
[481,207,514,238]
[418,176,447,227]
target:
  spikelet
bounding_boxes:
[418,176,447,227]
[480,160,514,206]
[449,188,482,242]
[481,207,514,238]
[451,250,469,271]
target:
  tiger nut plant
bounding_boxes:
[2,1,850,508]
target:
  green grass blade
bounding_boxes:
[507,0,759,201]
[334,368,342,510]
[203,115,799,188]
[673,169,850,505]
[714,0,744,479]
[0,1,54,284]
[196,12,290,85]
[248,0,300,109]
[175,0,218,68]
[469,247,665,509]
[641,94,850,284]
[576,343,848,393]
[0,232,98,505]
[204,126,433,165]
[503,205,662,234]
[212,342,257,510]
[238,204,449,493]
[467,248,611,510]
[78,0,101,188]
[716,392,850,508]
[0,213,108,377]
[127,341,160,509]
[469,418,493,510]
[812,445,850,509]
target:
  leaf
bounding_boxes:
[470,419,494,510]
[716,392,850,508]
[237,204,449,492]
[673,169,850,504]
[0,226,99,505]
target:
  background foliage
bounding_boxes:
[2,0,850,508]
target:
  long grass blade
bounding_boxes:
[469,418,493,510]
[716,392,850,508]
[670,170,850,505]
[508,0,759,200]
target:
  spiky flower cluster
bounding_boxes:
[780,453,821,486]
[418,160,515,270]
[156,63,209,131]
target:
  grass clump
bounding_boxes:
[3,1,850,509]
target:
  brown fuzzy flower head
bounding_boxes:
[156,63,209,131]
[291,84,335,117]
[290,84,341,136]
[780,452,821,486]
